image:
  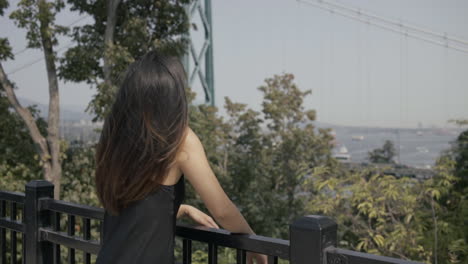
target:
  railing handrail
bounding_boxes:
[37,197,290,257]
[39,227,101,255]
[0,190,25,204]
[0,216,24,233]
[326,247,424,264]
[176,223,290,259]
[0,181,425,264]
[39,198,104,220]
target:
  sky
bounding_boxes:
[1,0,468,128]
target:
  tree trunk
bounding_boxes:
[38,0,62,200]
[103,0,121,84]
[2,0,121,200]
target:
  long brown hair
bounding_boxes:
[95,50,188,216]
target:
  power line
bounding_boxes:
[12,15,90,57]
[6,56,43,75]
[297,0,468,54]
[7,15,91,75]
[7,41,75,75]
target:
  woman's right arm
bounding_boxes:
[177,127,254,234]
[178,127,267,264]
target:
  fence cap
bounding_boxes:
[26,180,54,189]
[290,215,337,231]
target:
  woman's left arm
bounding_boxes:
[177,204,219,229]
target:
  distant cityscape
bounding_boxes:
[20,98,464,169]
[60,119,102,145]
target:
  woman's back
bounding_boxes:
[93,50,266,263]
[95,175,185,264]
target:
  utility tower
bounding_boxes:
[183,0,215,106]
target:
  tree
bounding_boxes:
[59,0,190,121]
[433,120,468,263]
[368,140,396,164]
[306,139,468,263]
[450,129,468,192]
[0,0,191,198]
[0,0,68,198]
[0,92,47,169]
[0,85,49,190]
[186,73,336,238]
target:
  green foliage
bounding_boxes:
[306,149,468,263]
[0,97,46,167]
[0,86,48,187]
[9,0,68,49]
[59,0,190,121]
[0,37,13,61]
[1,64,467,263]
[0,0,9,16]
[186,73,335,238]
[61,142,99,206]
[368,140,396,164]
[449,119,468,127]
[448,129,468,192]
[0,161,35,191]
[2,1,467,256]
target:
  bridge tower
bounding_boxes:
[183,0,215,106]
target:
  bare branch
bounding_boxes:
[0,62,52,180]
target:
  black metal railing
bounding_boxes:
[0,180,423,264]
[0,190,25,264]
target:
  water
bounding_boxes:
[327,126,462,168]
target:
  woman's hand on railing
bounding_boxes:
[178,204,219,229]
[247,251,268,264]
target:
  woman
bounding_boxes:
[94,50,267,264]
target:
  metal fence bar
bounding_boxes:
[99,221,104,245]
[0,192,25,204]
[52,212,60,264]
[10,203,17,264]
[83,218,91,264]
[208,243,217,264]
[182,239,191,264]
[41,199,104,221]
[325,247,423,264]
[39,228,100,255]
[1,200,6,264]
[267,255,278,264]
[176,225,289,259]
[22,204,25,264]
[0,218,23,233]
[182,239,192,264]
[67,215,75,264]
[236,249,246,264]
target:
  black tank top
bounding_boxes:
[96,175,185,264]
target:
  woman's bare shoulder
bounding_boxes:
[177,127,204,163]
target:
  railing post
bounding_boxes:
[24,180,54,264]
[289,215,337,264]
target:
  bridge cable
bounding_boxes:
[328,10,334,124]
[443,44,449,126]
[296,0,468,54]
[365,22,371,153]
